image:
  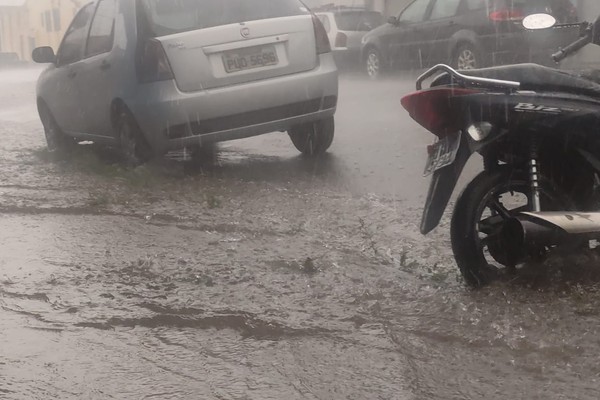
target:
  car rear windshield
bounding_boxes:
[139,0,309,37]
[334,11,383,31]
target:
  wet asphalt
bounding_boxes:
[1,66,600,399]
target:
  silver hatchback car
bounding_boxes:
[32,0,338,164]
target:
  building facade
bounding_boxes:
[0,0,82,61]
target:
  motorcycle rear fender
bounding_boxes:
[420,134,472,234]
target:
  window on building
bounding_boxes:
[56,4,94,65]
[85,0,117,57]
[53,9,61,32]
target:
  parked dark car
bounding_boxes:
[361,0,579,78]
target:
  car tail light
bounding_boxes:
[489,8,525,22]
[401,88,480,137]
[137,39,174,83]
[335,32,347,48]
[312,14,331,54]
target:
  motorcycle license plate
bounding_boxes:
[424,133,461,176]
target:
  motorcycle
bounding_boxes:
[401,14,600,287]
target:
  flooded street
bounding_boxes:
[2,67,600,399]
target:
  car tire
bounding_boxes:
[39,103,76,153]
[453,43,480,70]
[365,47,385,79]
[288,117,334,156]
[116,112,152,167]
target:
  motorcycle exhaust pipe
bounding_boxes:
[501,212,600,258]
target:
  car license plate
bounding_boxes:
[424,132,461,176]
[222,45,278,73]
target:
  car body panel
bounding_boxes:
[157,15,318,92]
[76,0,120,138]
[39,63,87,135]
[126,53,338,154]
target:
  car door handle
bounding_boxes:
[67,70,77,79]
[100,61,111,71]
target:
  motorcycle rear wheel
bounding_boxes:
[451,168,567,287]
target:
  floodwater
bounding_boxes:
[1,67,600,399]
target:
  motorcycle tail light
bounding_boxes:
[401,87,479,137]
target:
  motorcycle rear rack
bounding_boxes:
[416,64,521,91]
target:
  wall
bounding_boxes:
[0,0,80,61]
[0,7,27,57]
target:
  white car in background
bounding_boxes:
[316,7,383,66]
[32,0,338,165]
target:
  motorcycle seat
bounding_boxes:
[459,63,600,98]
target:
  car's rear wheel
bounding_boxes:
[288,117,334,156]
[365,47,385,79]
[116,112,152,167]
[39,103,76,153]
[454,43,479,70]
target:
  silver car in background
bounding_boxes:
[32,0,338,165]
[316,7,383,66]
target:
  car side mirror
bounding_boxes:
[388,16,399,26]
[32,46,56,64]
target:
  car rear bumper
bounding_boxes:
[126,53,338,154]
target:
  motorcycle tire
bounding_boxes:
[450,167,567,287]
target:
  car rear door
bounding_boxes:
[78,0,118,138]
[389,0,432,69]
[46,3,95,135]
[416,0,462,66]
[138,0,316,92]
